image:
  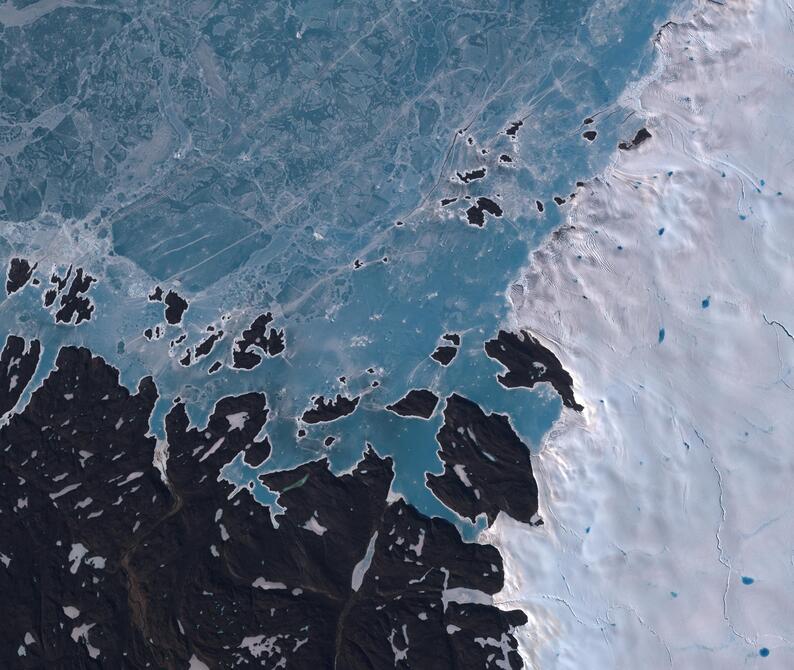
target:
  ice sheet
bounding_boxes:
[489,1,794,666]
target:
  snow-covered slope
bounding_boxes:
[488,1,794,667]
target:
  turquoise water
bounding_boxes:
[0,0,680,531]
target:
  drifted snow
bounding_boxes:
[116,471,144,487]
[351,532,378,592]
[239,634,284,661]
[70,622,100,659]
[152,438,169,484]
[63,606,80,619]
[488,1,794,667]
[301,513,328,536]
[67,543,88,574]
[198,437,225,463]
[85,555,106,569]
[453,463,472,488]
[188,654,210,669]
[226,411,249,431]
[252,578,287,591]
[49,482,81,500]
[442,586,492,611]
[408,528,425,557]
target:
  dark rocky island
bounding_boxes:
[385,389,439,419]
[618,127,652,150]
[232,312,285,370]
[38,265,97,325]
[430,332,462,367]
[442,333,461,346]
[426,394,539,526]
[164,290,189,325]
[485,330,583,411]
[505,120,523,137]
[457,167,486,183]
[465,197,503,227]
[194,331,224,360]
[6,257,36,295]
[54,268,96,325]
[301,394,360,424]
[431,345,458,366]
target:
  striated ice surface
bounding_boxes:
[489,0,794,666]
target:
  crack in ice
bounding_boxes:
[692,428,753,647]
[763,313,794,342]
[608,603,673,668]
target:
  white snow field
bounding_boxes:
[486,0,794,667]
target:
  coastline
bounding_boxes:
[488,0,794,667]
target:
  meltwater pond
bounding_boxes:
[0,0,680,531]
